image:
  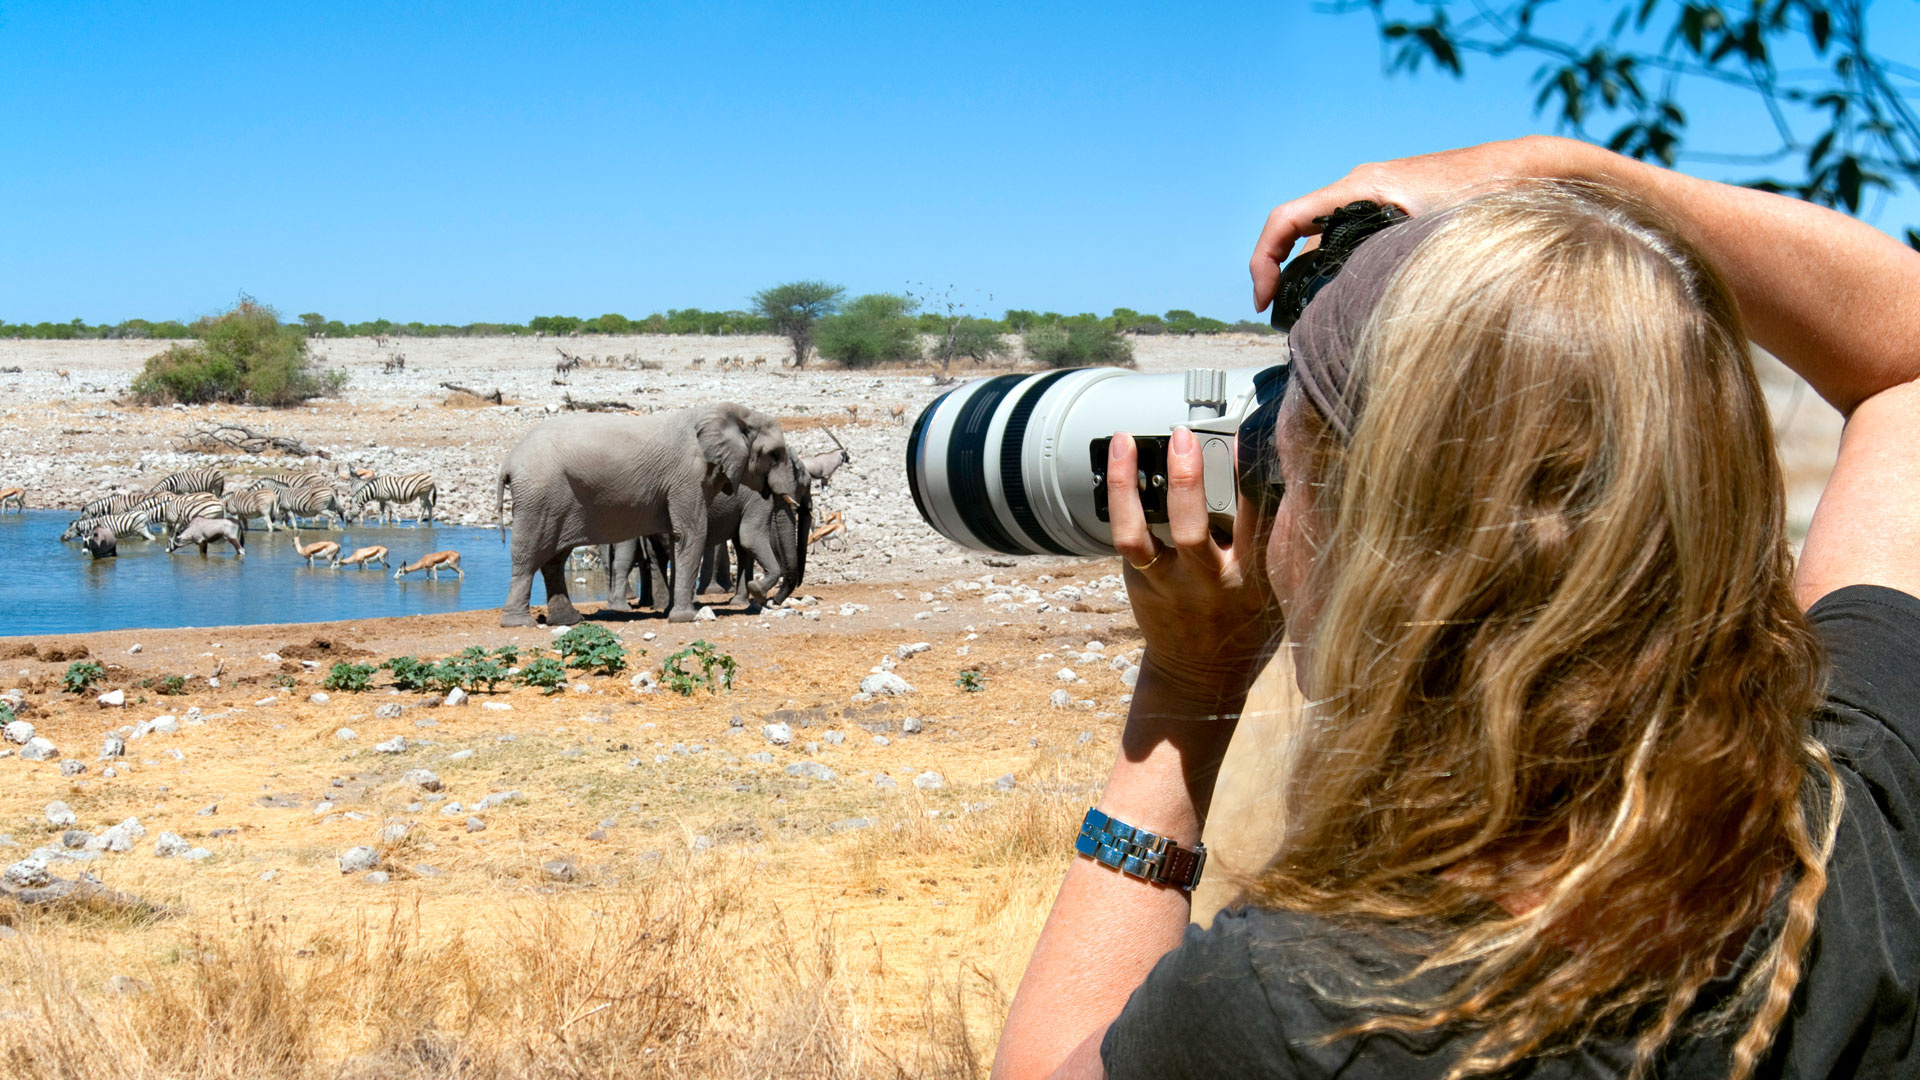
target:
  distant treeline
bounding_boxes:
[1,307,1271,341]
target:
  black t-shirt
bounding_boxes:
[1103,584,1920,1078]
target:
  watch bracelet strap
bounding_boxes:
[1075,807,1207,892]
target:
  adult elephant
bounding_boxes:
[496,403,799,626]
[604,453,812,615]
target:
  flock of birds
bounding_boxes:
[13,467,467,579]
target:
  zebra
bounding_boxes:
[223,489,288,532]
[156,492,226,532]
[149,468,227,496]
[350,472,437,526]
[257,469,334,490]
[79,491,167,518]
[61,509,157,542]
[278,485,345,528]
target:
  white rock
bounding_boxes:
[482,701,512,711]
[96,689,125,708]
[3,857,50,888]
[402,769,442,791]
[1121,665,1141,688]
[309,692,331,705]
[629,671,658,694]
[1050,689,1072,709]
[45,801,76,827]
[3,719,33,744]
[375,737,407,753]
[762,722,793,746]
[127,643,142,654]
[444,687,468,707]
[1055,668,1079,683]
[694,606,717,622]
[338,846,379,874]
[895,642,932,660]
[20,737,57,762]
[913,771,945,791]
[99,735,126,760]
[901,717,924,735]
[859,672,914,697]
[153,833,191,858]
[336,728,358,740]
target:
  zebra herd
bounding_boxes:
[54,466,441,548]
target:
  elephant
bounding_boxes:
[496,403,800,626]
[603,453,813,615]
[168,517,246,557]
[83,526,117,560]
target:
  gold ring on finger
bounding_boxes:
[1128,549,1161,572]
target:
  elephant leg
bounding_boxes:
[644,534,671,612]
[540,551,581,624]
[733,542,756,606]
[666,517,705,622]
[712,542,735,593]
[501,553,543,627]
[697,544,717,595]
[738,526,784,606]
[603,541,637,611]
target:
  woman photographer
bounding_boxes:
[994,136,1920,1079]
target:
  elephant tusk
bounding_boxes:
[779,494,799,510]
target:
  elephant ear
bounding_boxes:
[695,404,752,491]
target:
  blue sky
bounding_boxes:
[3,1,1915,324]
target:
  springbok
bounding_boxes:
[334,544,389,570]
[394,550,463,580]
[0,486,23,512]
[293,535,340,566]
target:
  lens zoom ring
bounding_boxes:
[947,374,1028,555]
[998,371,1075,555]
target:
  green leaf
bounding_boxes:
[1807,128,1835,169]
[1905,227,1919,252]
[1810,8,1831,51]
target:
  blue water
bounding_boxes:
[0,510,580,636]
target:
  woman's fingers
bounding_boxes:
[1164,428,1219,564]
[1106,433,1158,569]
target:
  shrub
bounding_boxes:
[956,670,988,693]
[662,640,737,696]
[940,317,1011,367]
[323,662,374,693]
[154,675,186,696]
[382,656,435,692]
[815,293,922,368]
[426,648,509,693]
[556,625,627,675]
[1023,319,1134,369]
[516,656,568,694]
[0,702,13,725]
[61,661,104,694]
[275,674,298,689]
[130,298,347,406]
[752,281,844,367]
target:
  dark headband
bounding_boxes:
[1287,207,1459,441]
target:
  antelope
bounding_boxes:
[890,403,906,422]
[394,550,463,580]
[56,369,70,383]
[334,544,389,569]
[0,486,22,512]
[293,535,341,566]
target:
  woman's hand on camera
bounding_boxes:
[1107,428,1282,714]
[1249,136,1587,312]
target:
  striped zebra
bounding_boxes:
[61,509,157,542]
[258,469,335,490]
[278,485,346,528]
[79,491,168,518]
[156,492,226,531]
[149,468,227,496]
[350,472,437,526]
[222,489,288,532]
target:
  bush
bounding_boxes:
[662,640,737,696]
[1023,318,1134,369]
[426,647,510,693]
[62,661,104,694]
[324,662,374,692]
[382,656,435,692]
[815,293,922,368]
[130,298,347,406]
[516,656,568,694]
[940,317,1011,366]
[0,702,14,725]
[154,675,186,696]
[556,625,628,675]
[956,670,988,693]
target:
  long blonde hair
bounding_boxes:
[1252,183,1841,1078]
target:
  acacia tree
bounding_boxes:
[1336,0,1920,246]
[751,281,844,368]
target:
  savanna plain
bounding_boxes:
[0,335,1842,1077]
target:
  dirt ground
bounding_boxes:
[0,568,1201,1075]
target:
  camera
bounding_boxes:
[906,364,1289,557]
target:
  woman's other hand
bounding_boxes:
[1107,427,1282,712]
[1250,136,1584,313]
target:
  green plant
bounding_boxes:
[154,675,186,696]
[956,670,988,693]
[274,674,298,690]
[492,644,520,667]
[661,640,737,696]
[1023,318,1134,369]
[129,297,347,407]
[814,293,922,368]
[382,656,434,692]
[556,625,628,675]
[0,702,14,725]
[426,647,509,693]
[61,661,104,694]
[752,281,845,368]
[323,662,374,693]
[516,656,568,695]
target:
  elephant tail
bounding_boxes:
[496,467,509,543]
